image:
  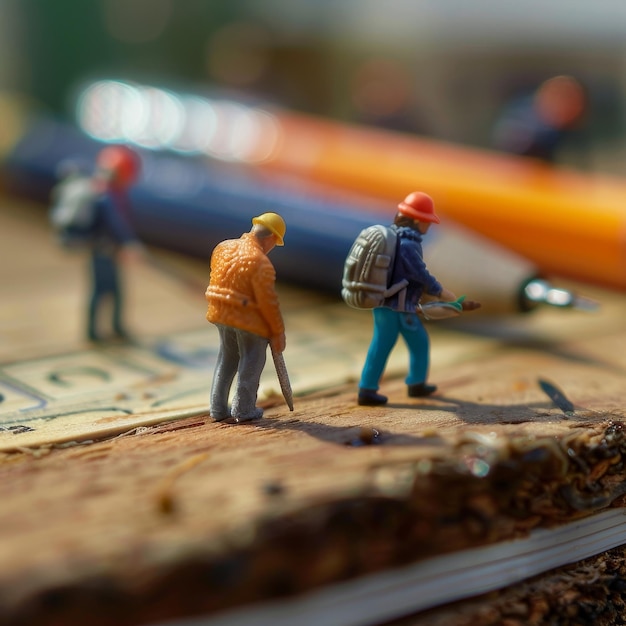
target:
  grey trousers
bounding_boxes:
[210,324,268,420]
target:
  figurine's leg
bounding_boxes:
[89,252,125,341]
[87,292,100,342]
[231,330,267,421]
[87,252,109,341]
[210,325,239,421]
[109,258,127,339]
[400,313,436,396]
[358,308,399,404]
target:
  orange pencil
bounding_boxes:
[66,80,626,292]
[259,111,626,292]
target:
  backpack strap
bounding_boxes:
[383,226,408,309]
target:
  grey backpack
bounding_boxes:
[49,175,99,248]
[341,225,408,309]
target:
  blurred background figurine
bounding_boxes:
[49,145,143,342]
[491,75,588,163]
[206,212,287,423]
[343,192,480,407]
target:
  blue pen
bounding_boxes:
[3,114,595,313]
[3,115,391,289]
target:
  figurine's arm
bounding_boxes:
[99,195,138,246]
[400,243,444,297]
[252,261,286,353]
[420,278,481,311]
[403,243,481,311]
[99,195,146,262]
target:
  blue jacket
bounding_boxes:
[383,225,442,312]
[91,192,136,254]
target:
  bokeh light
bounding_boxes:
[76,79,282,163]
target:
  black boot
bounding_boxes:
[358,388,388,406]
[408,383,437,397]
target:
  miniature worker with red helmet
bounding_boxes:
[51,145,143,341]
[206,213,286,422]
[492,75,587,162]
[358,192,479,406]
[86,145,143,341]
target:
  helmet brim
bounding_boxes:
[397,201,441,224]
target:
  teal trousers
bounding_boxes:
[359,307,430,391]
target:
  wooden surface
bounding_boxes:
[1,195,626,625]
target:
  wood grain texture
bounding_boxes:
[0,355,625,624]
[2,196,626,625]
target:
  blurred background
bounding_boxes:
[2,0,626,172]
[2,0,626,359]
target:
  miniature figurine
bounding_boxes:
[342,192,480,406]
[50,145,143,342]
[491,75,587,163]
[206,213,287,422]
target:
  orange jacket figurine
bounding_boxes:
[206,213,286,422]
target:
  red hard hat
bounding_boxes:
[96,145,140,189]
[397,191,440,223]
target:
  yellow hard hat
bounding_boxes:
[252,212,286,246]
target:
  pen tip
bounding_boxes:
[571,296,600,312]
[523,279,599,312]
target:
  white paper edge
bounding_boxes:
[156,508,626,626]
